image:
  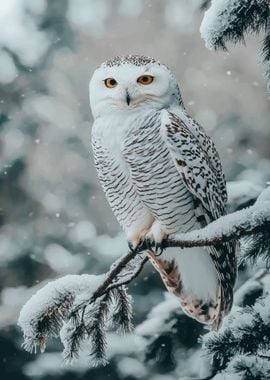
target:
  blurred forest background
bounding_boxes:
[0,1,270,379]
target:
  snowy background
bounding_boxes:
[0,1,270,379]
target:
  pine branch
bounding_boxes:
[241,228,270,266]
[62,291,113,365]
[262,30,270,62]
[62,320,86,362]
[70,252,148,317]
[111,287,133,334]
[18,274,105,354]
[200,0,211,11]
[262,28,270,91]
[86,292,112,366]
[19,287,75,353]
[228,354,270,380]
[200,1,270,90]
[202,293,270,375]
[201,0,270,51]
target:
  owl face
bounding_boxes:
[89,55,181,118]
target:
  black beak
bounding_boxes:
[126,91,131,106]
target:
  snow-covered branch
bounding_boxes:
[164,202,270,249]
[200,0,270,51]
[200,0,270,89]
[18,187,270,366]
[202,291,270,378]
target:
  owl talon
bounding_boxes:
[143,237,164,255]
[145,222,168,256]
[128,239,145,253]
[144,238,155,252]
[155,241,165,256]
[128,241,136,253]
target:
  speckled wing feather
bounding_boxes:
[161,110,237,327]
[161,111,226,219]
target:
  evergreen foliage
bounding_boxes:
[200,0,270,89]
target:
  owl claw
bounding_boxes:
[155,241,165,256]
[128,237,165,255]
[144,238,155,253]
[144,237,165,256]
[145,222,167,256]
[127,223,167,255]
[128,239,144,253]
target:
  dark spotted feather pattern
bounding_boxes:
[162,110,237,326]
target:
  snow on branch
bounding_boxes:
[18,260,139,365]
[18,274,105,353]
[227,354,270,380]
[164,202,270,250]
[200,0,270,51]
[201,291,270,378]
[18,187,270,365]
[200,0,270,90]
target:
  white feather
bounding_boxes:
[164,247,218,301]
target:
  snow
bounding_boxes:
[256,185,270,202]
[229,310,255,332]
[200,0,236,50]
[1,286,30,307]
[117,357,147,378]
[23,351,89,377]
[234,275,263,307]
[165,1,196,34]
[0,233,21,263]
[92,232,128,260]
[226,354,270,378]
[0,51,18,84]
[136,292,180,336]
[106,333,146,359]
[23,353,65,378]
[227,181,263,209]
[69,220,97,246]
[67,0,108,36]
[118,0,143,17]
[0,0,49,72]
[18,274,105,353]
[253,294,270,326]
[23,333,146,378]
[44,244,85,274]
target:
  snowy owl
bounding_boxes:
[89,55,237,328]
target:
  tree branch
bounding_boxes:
[71,200,270,315]
[19,188,270,364]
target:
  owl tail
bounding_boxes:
[147,247,229,330]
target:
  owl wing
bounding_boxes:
[160,110,237,328]
[161,111,226,220]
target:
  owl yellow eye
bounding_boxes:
[137,75,154,85]
[104,78,117,88]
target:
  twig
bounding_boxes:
[71,253,148,316]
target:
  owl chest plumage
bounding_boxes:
[92,108,197,234]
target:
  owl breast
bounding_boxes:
[92,108,197,235]
[122,110,197,235]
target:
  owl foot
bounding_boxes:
[128,240,143,253]
[145,222,168,255]
[128,228,151,253]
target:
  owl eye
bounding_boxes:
[137,75,154,85]
[104,78,117,88]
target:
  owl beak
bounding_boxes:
[126,90,131,106]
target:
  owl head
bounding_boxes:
[89,55,183,118]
